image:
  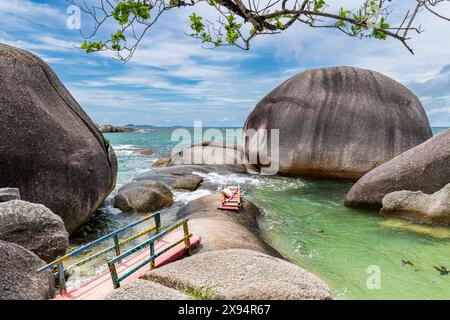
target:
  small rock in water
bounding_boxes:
[113,180,174,213]
[380,183,450,226]
[346,128,449,209]
[132,150,157,156]
[0,188,21,202]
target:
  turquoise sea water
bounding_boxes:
[72,127,449,299]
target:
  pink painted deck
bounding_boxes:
[218,185,241,211]
[54,231,201,300]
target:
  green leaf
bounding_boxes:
[314,0,326,12]
[80,41,105,53]
[189,13,205,35]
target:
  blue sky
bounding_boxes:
[1,0,450,127]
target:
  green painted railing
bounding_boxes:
[38,212,162,295]
[108,218,193,289]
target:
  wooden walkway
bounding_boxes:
[54,231,201,300]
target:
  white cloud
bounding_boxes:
[2,0,450,126]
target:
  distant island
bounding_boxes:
[124,124,156,129]
[98,124,137,133]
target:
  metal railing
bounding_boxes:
[38,212,162,295]
[108,218,193,289]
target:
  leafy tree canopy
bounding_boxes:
[73,0,450,60]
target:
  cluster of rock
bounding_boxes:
[108,141,333,299]
[1,42,448,301]
[344,128,450,225]
[98,124,137,133]
[0,44,118,300]
[107,66,450,300]
[346,129,450,207]
[113,141,251,213]
[107,193,332,300]
[241,66,449,226]
[0,188,67,300]
[106,135,333,299]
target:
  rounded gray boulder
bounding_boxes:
[153,141,248,173]
[134,167,203,191]
[0,44,117,235]
[0,200,69,262]
[381,183,450,226]
[243,66,432,180]
[0,240,55,300]
[113,181,174,213]
[346,128,450,208]
[143,249,332,300]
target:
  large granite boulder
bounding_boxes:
[0,240,54,300]
[0,188,20,202]
[143,249,332,300]
[0,44,117,235]
[243,66,432,180]
[0,200,69,262]
[113,181,174,213]
[105,279,188,300]
[380,183,450,226]
[153,141,249,173]
[346,129,450,208]
[176,194,280,256]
